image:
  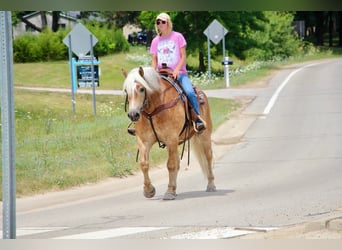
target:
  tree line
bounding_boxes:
[11,11,342,70]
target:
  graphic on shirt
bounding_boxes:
[157,39,177,68]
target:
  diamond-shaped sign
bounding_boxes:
[203,19,228,45]
[63,23,98,57]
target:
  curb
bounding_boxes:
[238,215,342,239]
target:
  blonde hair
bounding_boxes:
[154,12,173,36]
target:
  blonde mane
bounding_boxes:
[123,67,161,96]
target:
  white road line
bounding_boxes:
[168,227,279,239]
[0,227,68,237]
[4,226,278,239]
[169,227,253,239]
[53,227,170,239]
[262,62,321,115]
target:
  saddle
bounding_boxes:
[158,67,206,107]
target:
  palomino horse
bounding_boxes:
[122,66,216,200]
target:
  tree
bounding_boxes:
[339,11,342,46]
[52,11,61,32]
[79,11,141,29]
[295,11,342,47]
[245,12,300,60]
[139,11,300,71]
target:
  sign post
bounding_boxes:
[67,34,76,113]
[203,19,228,82]
[63,23,99,115]
[0,11,16,239]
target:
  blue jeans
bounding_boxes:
[178,74,200,116]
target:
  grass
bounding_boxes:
[13,46,150,90]
[2,44,341,199]
[13,89,136,195]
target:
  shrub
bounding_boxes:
[13,34,42,62]
[13,29,68,62]
[13,25,129,62]
[38,29,68,61]
[85,23,129,56]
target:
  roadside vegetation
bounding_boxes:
[1,11,341,199]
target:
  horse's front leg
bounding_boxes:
[163,143,180,200]
[138,142,156,198]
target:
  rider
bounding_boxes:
[127,12,205,136]
[150,12,205,132]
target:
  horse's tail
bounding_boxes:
[190,133,213,178]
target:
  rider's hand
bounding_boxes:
[172,69,179,80]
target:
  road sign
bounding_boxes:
[63,23,98,57]
[63,23,99,114]
[203,19,229,81]
[203,19,228,45]
[76,56,100,88]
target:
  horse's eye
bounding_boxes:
[139,88,145,93]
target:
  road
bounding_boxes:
[2,58,342,239]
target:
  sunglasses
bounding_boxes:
[156,20,167,25]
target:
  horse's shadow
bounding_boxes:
[153,189,235,201]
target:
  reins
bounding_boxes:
[141,95,182,149]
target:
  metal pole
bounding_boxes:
[90,35,96,116]
[207,30,211,82]
[0,11,16,239]
[68,35,76,113]
[222,27,226,58]
[224,57,230,88]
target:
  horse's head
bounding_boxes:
[123,66,160,122]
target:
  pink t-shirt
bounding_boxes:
[150,31,187,75]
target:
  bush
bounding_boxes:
[85,23,129,56]
[39,29,69,61]
[13,34,42,62]
[13,25,129,62]
[13,29,69,62]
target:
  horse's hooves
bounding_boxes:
[163,192,176,200]
[206,185,217,192]
[143,186,156,198]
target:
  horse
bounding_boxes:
[122,66,216,200]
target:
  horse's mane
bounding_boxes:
[123,66,161,96]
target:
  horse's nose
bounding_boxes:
[128,111,140,122]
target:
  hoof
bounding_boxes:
[143,186,156,198]
[163,192,176,200]
[206,185,217,192]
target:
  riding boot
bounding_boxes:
[191,110,206,133]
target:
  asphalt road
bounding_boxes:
[2,58,342,239]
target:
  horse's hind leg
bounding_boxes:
[163,143,180,200]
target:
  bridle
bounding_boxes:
[124,80,148,113]
[124,75,193,165]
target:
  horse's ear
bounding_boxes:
[138,66,144,78]
[121,68,128,78]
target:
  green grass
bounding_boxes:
[14,46,150,90]
[13,89,137,196]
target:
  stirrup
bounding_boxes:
[193,117,206,133]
